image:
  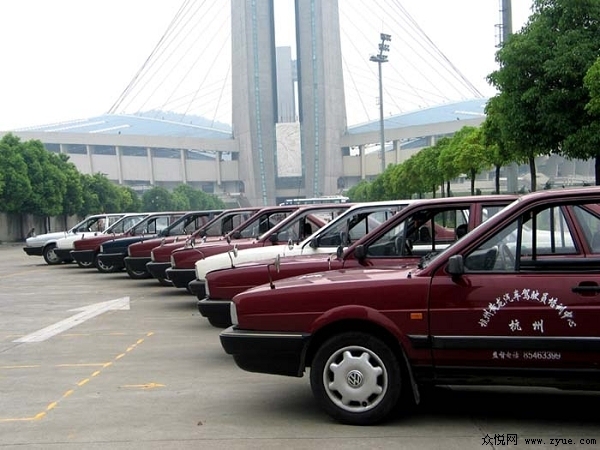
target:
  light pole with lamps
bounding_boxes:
[370,33,391,174]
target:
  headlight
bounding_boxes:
[170,255,176,268]
[204,279,210,298]
[150,251,155,262]
[99,245,104,253]
[127,247,132,257]
[229,301,238,325]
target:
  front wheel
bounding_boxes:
[310,332,402,425]
[43,244,62,265]
[95,254,118,273]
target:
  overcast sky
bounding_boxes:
[0,1,533,131]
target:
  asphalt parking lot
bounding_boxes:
[2,244,600,449]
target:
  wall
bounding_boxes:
[0,213,80,243]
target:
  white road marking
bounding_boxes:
[13,297,130,343]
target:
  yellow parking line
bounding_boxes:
[0,332,154,422]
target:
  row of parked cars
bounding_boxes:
[23,187,600,425]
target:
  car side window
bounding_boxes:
[464,205,579,272]
[571,204,600,253]
[365,207,469,258]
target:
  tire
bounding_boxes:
[43,244,62,265]
[126,266,152,279]
[157,278,173,287]
[95,254,118,273]
[77,259,94,268]
[310,332,402,425]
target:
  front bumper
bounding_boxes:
[187,279,206,299]
[146,261,171,280]
[165,268,195,289]
[23,246,43,256]
[96,252,126,269]
[70,249,95,265]
[54,248,73,260]
[197,297,232,327]
[124,256,151,273]
[219,326,310,377]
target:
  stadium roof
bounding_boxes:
[13,98,488,139]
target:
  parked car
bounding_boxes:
[120,209,223,279]
[165,204,350,291]
[190,200,413,302]
[95,212,189,273]
[70,213,149,269]
[198,195,515,327]
[53,213,145,267]
[23,213,126,265]
[145,207,262,286]
[220,187,600,425]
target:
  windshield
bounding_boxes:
[305,204,407,248]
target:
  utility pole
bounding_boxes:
[370,33,391,174]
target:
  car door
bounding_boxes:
[428,200,600,381]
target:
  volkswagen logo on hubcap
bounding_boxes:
[346,370,364,388]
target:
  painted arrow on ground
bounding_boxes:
[13,297,130,343]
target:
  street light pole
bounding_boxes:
[370,33,391,174]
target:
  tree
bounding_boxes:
[55,153,83,218]
[448,126,490,195]
[437,137,461,196]
[482,97,519,194]
[142,186,173,211]
[20,139,67,218]
[488,0,600,189]
[0,133,31,212]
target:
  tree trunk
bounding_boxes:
[470,169,476,195]
[595,156,600,186]
[529,156,537,192]
[440,181,445,197]
[495,165,501,194]
[431,185,436,199]
[447,181,451,197]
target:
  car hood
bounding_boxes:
[244,266,418,295]
[26,231,72,246]
[195,243,345,280]
[56,232,102,249]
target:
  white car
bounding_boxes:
[192,200,415,288]
[53,213,147,267]
[23,213,125,265]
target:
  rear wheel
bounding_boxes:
[310,332,402,425]
[43,245,61,265]
[126,266,152,279]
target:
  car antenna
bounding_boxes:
[267,254,281,289]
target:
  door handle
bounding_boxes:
[572,285,600,294]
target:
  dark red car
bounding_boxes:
[165,204,351,291]
[123,208,256,280]
[221,187,600,425]
[145,207,262,285]
[199,195,515,327]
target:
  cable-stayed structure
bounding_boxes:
[107,0,489,127]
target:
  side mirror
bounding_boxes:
[336,245,343,259]
[353,244,365,261]
[309,237,318,249]
[446,255,465,276]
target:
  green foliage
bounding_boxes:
[118,186,142,212]
[56,153,83,217]
[142,186,173,211]
[487,0,600,188]
[20,139,67,216]
[0,134,32,212]
[585,57,600,116]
